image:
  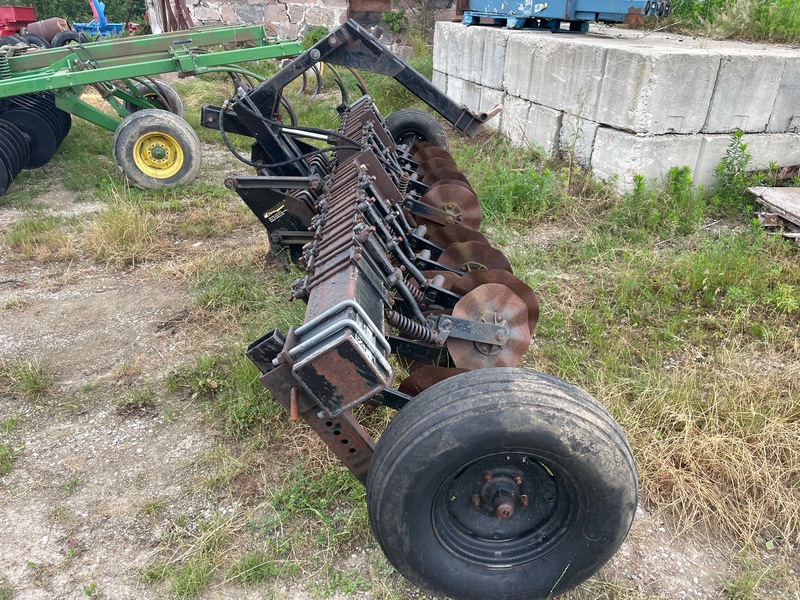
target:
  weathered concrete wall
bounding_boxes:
[188,0,347,40]
[433,21,800,190]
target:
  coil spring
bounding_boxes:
[386,310,436,344]
[0,57,10,80]
[405,274,425,303]
[397,172,409,198]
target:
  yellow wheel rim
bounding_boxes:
[132,131,184,179]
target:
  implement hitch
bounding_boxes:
[203,21,637,600]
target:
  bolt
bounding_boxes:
[519,494,529,508]
[496,329,508,343]
[513,472,522,486]
[483,471,493,483]
[493,497,514,519]
[471,494,481,507]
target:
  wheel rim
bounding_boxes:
[133,131,183,178]
[432,452,577,567]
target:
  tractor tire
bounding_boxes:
[385,109,448,150]
[112,109,201,189]
[366,367,638,600]
[51,30,89,47]
[123,80,184,118]
[20,33,50,48]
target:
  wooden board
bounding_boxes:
[748,187,800,228]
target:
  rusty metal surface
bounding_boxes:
[447,283,531,369]
[412,146,457,165]
[438,241,512,272]
[399,365,470,395]
[429,223,490,248]
[419,184,482,230]
[422,167,471,186]
[416,157,459,175]
[451,269,540,334]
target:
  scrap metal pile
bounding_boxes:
[204,20,638,600]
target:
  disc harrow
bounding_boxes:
[0,25,303,196]
[202,20,637,600]
[0,92,70,193]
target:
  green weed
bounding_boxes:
[83,197,164,266]
[3,215,76,261]
[1,359,54,399]
[226,551,280,583]
[0,444,13,476]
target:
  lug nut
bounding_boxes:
[513,472,522,486]
[519,494,529,507]
[483,471,493,483]
[471,494,481,507]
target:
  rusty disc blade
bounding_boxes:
[438,241,512,273]
[409,141,432,155]
[422,270,463,290]
[416,156,458,176]
[450,269,540,334]
[412,146,456,165]
[429,178,474,194]
[422,167,470,186]
[419,184,482,230]
[399,365,470,396]
[429,223,490,248]
[447,283,531,370]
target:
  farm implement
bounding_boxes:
[203,20,638,600]
[0,24,302,195]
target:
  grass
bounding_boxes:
[0,359,54,400]
[82,193,164,267]
[3,215,77,261]
[1,35,798,600]
[666,0,800,44]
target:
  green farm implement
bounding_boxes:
[0,25,302,194]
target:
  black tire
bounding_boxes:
[112,109,201,189]
[0,35,25,46]
[385,109,448,150]
[51,30,89,47]
[123,80,184,118]
[20,33,51,48]
[367,368,638,600]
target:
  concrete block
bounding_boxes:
[462,80,482,115]
[447,23,485,85]
[432,69,447,95]
[745,132,800,169]
[504,35,537,100]
[446,75,465,106]
[525,104,563,155]
[596,47,719,134]
[525,37,608,116]
[559,113,599,167]
[477,27,511,90]
[691,134,729,188]
[500,94,531,148]
[433,22,449,74]
[768,56,800,133]
[693,132,800,188]
[591,129,702,191]
[479,87,504,130]
[703,54,785,133]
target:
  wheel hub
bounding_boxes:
[478,471,523,519]
[433,452,573,566]
[133,131,183,179]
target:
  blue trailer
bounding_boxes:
[462,0,670,31]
